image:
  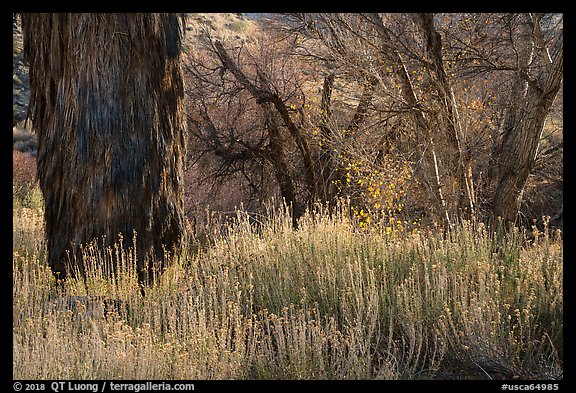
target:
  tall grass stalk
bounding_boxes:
[13,202,562,379]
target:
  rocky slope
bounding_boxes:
[12,18,29,127]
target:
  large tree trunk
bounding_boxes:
[491,14,563,224]
[21,14,187,288]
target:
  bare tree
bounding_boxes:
[183,32,318,226]
[280,13,477,226]
[182,13,562,230]
[416,13,476,221]
[283,12,562,228]
[436,13,563,225]
[490,14,563,224]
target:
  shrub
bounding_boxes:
[13,203,562,379]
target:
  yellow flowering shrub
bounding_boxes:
[334,151,415,235]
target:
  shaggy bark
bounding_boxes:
[21,13,187,288]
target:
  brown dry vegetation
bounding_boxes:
[178,13,563,232]
[13,192,562,380]
[13,149,36,185]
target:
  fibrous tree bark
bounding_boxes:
[21,13,187,289]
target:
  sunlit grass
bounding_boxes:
[13,197,562,380]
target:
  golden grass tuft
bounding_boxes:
[13,202,562,380]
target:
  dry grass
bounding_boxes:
[13,199,562,380]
